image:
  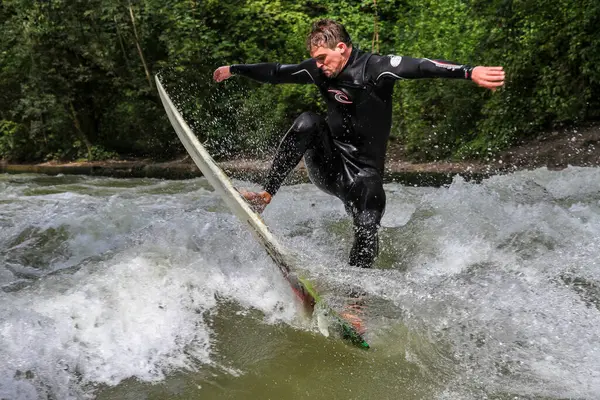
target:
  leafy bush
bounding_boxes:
[0,0,598,162]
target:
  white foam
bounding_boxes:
[3,169,600,399]
[0,176,300,399]
[265,168,600,398]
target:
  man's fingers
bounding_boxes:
[213,70,224,82]
[480,70,505,78]
[213,66,232,82]
[481,81,505,90]
[483,77,505,84]
[480,66,504,73]
[472,66,506,90]
[481,78,505,84]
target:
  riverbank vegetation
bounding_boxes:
[1,0,598,162]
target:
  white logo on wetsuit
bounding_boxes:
[389,55,402,67]
[328,89,352,104]
[426,58,462,70]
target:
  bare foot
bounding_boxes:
[238,189,272,213]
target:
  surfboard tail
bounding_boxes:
[314,300,370,349]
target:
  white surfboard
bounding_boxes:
[155,75,369,349]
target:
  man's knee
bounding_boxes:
[275,112,323,159]
[279,112,324,154]
[292,111,323,134]
[345,173,386,218]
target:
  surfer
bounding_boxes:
[213,19,504,268]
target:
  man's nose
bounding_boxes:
[316,61,323,68]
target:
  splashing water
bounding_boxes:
[1,167,600,399]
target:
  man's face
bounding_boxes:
[310,43,349,78]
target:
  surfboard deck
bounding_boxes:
[155,75,369,349]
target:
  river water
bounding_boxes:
[1,168,599,399]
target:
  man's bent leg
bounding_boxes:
[291,118,383,268]
[263,112,328,196]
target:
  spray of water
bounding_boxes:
[2,167,600,399]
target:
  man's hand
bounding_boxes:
[238,189,272,214]
[213,66,232,82]
[471,66,505,91]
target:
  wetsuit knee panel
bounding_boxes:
[345,173,386,218]
[293,111,324,134]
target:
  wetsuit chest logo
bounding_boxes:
[328,89,353,104]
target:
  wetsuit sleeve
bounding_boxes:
[230,59,317,84]
[369,54,473,83]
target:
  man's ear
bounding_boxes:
[336,42,347,53]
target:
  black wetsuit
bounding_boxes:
[230,47,472,267]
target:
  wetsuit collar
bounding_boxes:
[341,45,360,73]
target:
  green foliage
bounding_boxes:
[1,0,599,162]
[460,0,600,158]
[0,120,26,160]
[386,0,487,160]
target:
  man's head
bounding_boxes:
[306,19,352,78]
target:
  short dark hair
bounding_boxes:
[306,19,352,51]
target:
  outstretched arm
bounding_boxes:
[370,55,504,90]
[213,59,318,85]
